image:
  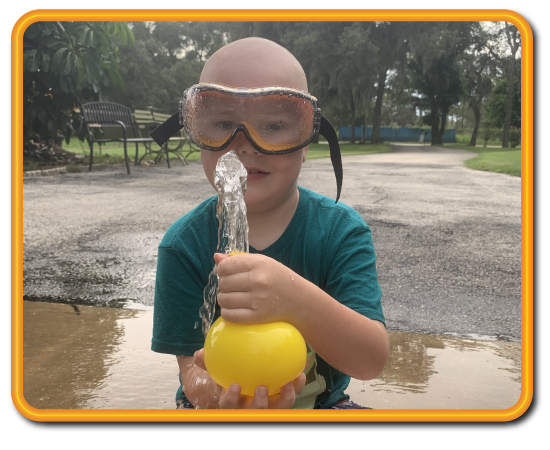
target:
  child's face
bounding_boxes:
[199,39,309,213]
[201,432,309,450]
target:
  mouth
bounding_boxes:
[246,167,269,175]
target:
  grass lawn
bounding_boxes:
[61,140,392,164]
[446,143,521,177]
[306,142,392,160]
[308,439,393,450]
[444,439,521,450]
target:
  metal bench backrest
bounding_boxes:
[82,102,140,140]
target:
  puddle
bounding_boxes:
[23,301,521,410]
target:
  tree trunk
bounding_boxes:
[349,89,356,144]
[430,98,441,146]
[370,431,382,441]
[502,56,516,148]
[469,103,481,147]
[436,107,449,146]
[502,431,509,445]
[360,87,372,144]
[370,69,387,144]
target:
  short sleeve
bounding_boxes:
[151,245,207,355]
[323,221,385,325]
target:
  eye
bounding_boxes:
[265,122,283,131]
[214,121,235,130]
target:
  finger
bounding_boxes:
[293,372,307,394]
[274,382,296,409]
[220,307,259,324]
[217,292,253,310]
[246,386,269,409]
[213,253,230,265]
[216,254,254,276]
[218,383,242,409]
[218,272,251,293]
[193,349,206,371]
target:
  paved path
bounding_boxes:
[23,145,521,339]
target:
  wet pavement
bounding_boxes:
[23,145,521,340]
[23,301,521,410]
[22,147,522,410]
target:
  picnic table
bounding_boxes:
[81,102,199,174]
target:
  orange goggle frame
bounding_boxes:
[150,83,342,202]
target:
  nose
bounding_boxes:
[230,131,259,156]
[229,432,256,450]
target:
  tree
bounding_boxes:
[501,22,521,147]
[460,25,496,146]
[408,22,472,145]
[369,22,409,143]
[110,22,204,113]
[23,21,133,149]
[485,67,521,130]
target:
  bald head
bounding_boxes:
[200,37,308,92]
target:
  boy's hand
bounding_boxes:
[193,348,306,409]
[214,253,299,324]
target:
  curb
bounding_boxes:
[24,166,67,177]
[23,163,111,178]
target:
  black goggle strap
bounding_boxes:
[150,112,342,203]
[150,112,181,147]
[319,115,342,204]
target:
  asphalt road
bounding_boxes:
[23,144,521,340]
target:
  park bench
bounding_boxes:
[133,108,199,166]
[81,102,163,174]
[86,432,196,450]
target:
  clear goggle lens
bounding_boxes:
[183,88,316,153]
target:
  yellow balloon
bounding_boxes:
[204,317,307,397]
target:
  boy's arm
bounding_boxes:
[286,279,388,381]
[215,252,389,381]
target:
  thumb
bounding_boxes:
[193,348,207,371]
[214,253,230,264]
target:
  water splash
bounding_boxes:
[199,151,249,336]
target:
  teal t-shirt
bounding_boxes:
[151,186,385,409]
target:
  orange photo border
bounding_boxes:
[11,9,533,422]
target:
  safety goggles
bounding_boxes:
[151,83,342,202]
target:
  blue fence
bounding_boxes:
[338,127,456,143]
[340,431,456,441]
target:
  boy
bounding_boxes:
[151,37,388,409]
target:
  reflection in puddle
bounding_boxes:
[23,302,521,410]
[347,331,521,409]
